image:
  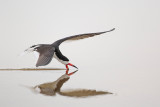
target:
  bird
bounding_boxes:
[24,28,115,71]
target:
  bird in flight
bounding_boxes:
[24,28,115,71]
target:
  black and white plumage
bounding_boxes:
[24,28,115,70]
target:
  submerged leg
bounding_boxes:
[68,70,77,76]
[65,69,77,76]
[65,69,69,74]
[66,65,69,70]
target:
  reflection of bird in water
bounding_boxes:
[33,69,112,97]
[23,28,115,73]
[34,69,77,96]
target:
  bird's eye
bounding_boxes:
[34,48,37,51]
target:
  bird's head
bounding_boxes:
[66,63,78,69]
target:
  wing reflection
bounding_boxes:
[33,69,112,97]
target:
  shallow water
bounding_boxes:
[0,68,159,107]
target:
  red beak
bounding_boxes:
[67,63,78,69]
[67,70,78,76]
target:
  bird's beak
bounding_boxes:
[68,70,78,76]
[67,63,78,69]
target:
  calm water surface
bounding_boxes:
[0,67,159,107]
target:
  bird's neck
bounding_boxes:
[54,49,69,62]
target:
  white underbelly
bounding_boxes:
[53,53,68,65]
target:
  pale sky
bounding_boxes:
[0,0,160,107]
[0,0,159,70]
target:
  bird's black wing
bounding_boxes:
[35,45,55,67]
[53,28,115,46]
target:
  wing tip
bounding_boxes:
[105,28,115,33]
[111,28,115,31]
[99,28,115,34]
[36,63,40,67]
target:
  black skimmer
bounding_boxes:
[24,28,115,71]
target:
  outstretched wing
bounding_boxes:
[53,28,115,46]
[35,45,55,67]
